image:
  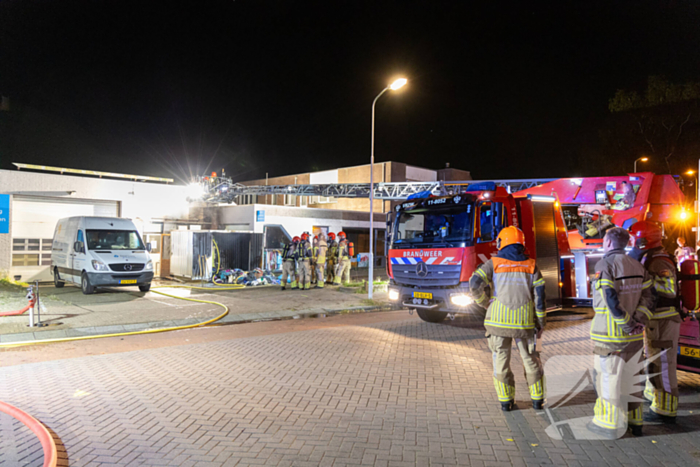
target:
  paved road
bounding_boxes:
[1,310,700,466]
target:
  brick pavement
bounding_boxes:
[1,311,700,466]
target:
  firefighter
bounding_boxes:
[314,234,328,288]
[297,232,313,290]
[310,236,318,285]
[629,221,681,424]
[468,226,547,412]
[588,227,654,438]
[333,232,351,285]
[326,232,338,284]
[281,236,300,290]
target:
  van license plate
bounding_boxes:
[413,292,432,299]
[680,346,700,359]
[120,279,138,285]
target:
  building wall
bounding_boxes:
[0,169,190,273]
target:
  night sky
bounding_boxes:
[2,0,700,184]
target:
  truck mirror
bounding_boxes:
[74,241,84,253]
[146,243,152,252]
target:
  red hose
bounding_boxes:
[0,401,57,467]
[0,300,34,317]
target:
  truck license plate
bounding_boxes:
[680,346,700,359]
[120,279,138,285]
[413,292,433,299]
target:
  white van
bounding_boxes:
[51,217,154,294]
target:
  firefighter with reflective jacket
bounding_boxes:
[297,233,313,290]
[310,236,319,284]
[468,226,547,412]
[588,227,654,439]
[334,232,351,285]
[314,234,328,288]
[281,236,300,290]
[629,221,681,424]
[326,232,338,284]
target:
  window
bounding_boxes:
[284,194,296,206]
[479,202,494,242]
[12,238,53,266]
[316,196,337,204]
[86,230,145,250]
[237,194,257,205]
[300,196,308,207]
[394,205,474,245]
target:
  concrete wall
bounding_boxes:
[0,169,190,273]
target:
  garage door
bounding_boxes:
[11,196,119,282]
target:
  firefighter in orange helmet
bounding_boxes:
[326,232,338,284]
[468,226,547,411]
[333,232,351,285]
[297,232,313,290]
[314,234,328,288]
[629,221,680,424]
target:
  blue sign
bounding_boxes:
[0,194,8,234]
[256,210,265,222]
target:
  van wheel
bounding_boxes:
[81,273,95,295]
[54,268,65,288]
[138,283,151,292]
[416,309,448,323]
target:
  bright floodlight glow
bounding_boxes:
[641,157,649,162]
[680,210,689,220]
[450,294,473,307]
[187,182,205,199]
[687,170,695,175]
[390,78,408,90]
[388,289,400,301]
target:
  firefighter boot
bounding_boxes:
[644,411,676,424]
[532,399,544,411]
[500,401,514,412]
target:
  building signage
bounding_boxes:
[256,210,265,222]
[0,194,8,234]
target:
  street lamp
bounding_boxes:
[634,157,649,173]
[369,77,407,299]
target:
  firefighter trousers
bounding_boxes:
[333,259,351,285]
[644,318,680,417]
[316,262,325,288]
[297,260,311,290]
[310,261,317,283]
[326,258,336,283]
[281,261,297,289]
[487,335,545,403]
[592,340,644,433]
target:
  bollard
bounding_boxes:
[34,281,42,327]
[27,285,35,328]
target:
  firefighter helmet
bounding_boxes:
[328,232,336,240]
[292,236,300,243]
[496,226,525,250]
[629,221,663,250]
[337,231,346,240]
[301,233,309,241]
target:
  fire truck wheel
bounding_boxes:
[415,309,448,323]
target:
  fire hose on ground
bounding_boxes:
[0,282,246,467]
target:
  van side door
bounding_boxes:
[71,229,87,283]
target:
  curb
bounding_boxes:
[0,303,404,345]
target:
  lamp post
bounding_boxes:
[634,156,649,173]
[369,77,407,299]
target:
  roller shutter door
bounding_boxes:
[11,196,119,282]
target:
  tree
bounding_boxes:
[607,76,700,174]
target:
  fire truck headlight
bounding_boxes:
[388,289,400,301]
[450,294,473,307]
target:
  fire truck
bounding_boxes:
[385,182,570,323]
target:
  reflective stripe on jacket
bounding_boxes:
[591,249,654,349]
[644,251,680,322]
[470,254,546,338]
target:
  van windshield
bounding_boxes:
[86,230,145,250]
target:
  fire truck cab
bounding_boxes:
[386,183,568,323]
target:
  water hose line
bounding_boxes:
[0,284,244,349]
[0,401,58,467]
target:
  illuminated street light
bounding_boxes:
[634,157,648,173]
[369,77,408,300]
